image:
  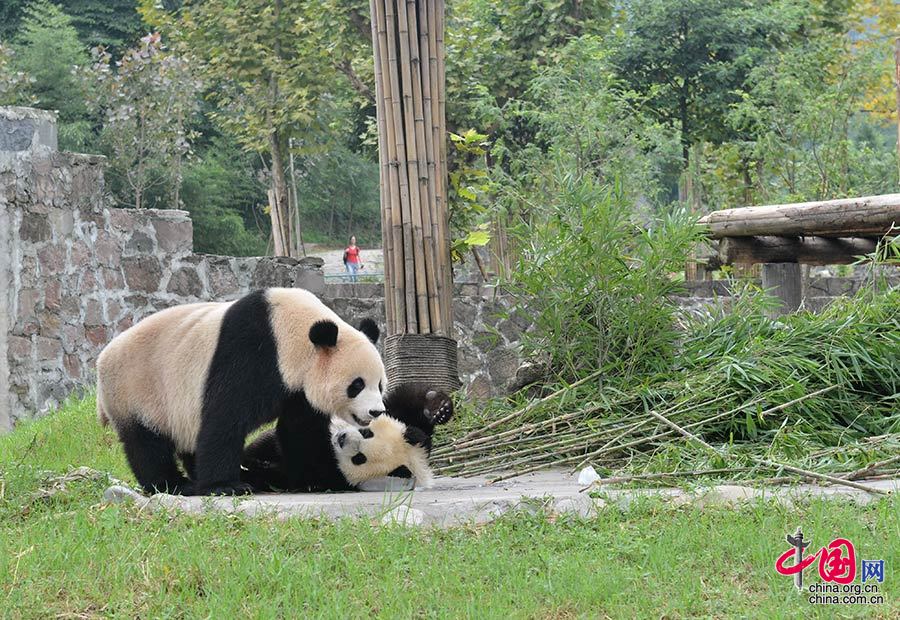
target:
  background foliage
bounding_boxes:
[0,0,897,256]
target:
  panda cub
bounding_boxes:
[241,384,453,492]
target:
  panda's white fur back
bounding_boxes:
[97,302,228,452]
[96,288,386,454]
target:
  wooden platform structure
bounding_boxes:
[692,194,900,315]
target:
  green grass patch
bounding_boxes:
[1,398,898,618]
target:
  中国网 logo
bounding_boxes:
[775,527,886,605]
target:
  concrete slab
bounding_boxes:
[103,470,898,528]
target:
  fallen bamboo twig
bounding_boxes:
[449,370,604,445]
[646,409,890,496]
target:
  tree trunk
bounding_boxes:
[267,132,291,256]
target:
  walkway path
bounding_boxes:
[104,471,898,527]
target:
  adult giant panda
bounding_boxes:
[241,384,454,492]
[96,288,387,496]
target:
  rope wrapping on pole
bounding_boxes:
[384,333,461,392]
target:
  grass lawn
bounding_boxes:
[0,396,897,619]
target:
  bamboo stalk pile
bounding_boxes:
[370,0,453,337]
[433,289,900,485]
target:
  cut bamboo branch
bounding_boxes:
[449,371,604,445]
[396,0,431,333]
[699,194,900,238]
[373,0,406,333]
[646,409,890,496]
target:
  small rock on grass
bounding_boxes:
[380,505,426,526]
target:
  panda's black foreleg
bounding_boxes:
[118,419,191,495]
[190,421,254,496]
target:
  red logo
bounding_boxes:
[776,530,857,588]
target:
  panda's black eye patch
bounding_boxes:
[379,380,383,394]
[359,427,374,439]
[351,453,367,466]
[347,377,365,399]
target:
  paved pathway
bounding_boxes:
[104,471,898,528]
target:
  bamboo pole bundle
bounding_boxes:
[370,0,460,391]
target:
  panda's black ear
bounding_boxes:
[309,320,339,348]
[358,318,380,345]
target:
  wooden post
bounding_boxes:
[370,0,459,391]
[761,263,802,317]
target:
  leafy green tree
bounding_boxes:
[610,0,798,171]
[11,0,92,149]
[149,0,354,256]
[84,33,200,210]
[180,136,268,256]
[702,33,896,206]
[0,42,34,105]
[295,146,381,244]
[1,1,143,53]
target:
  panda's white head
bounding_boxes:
[304,318,388,427]
[329,415,433,488]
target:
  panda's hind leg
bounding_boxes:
[117,419,191,495]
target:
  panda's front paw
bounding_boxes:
[424,390,454,425]
[190,481,254,496]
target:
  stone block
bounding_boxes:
[63,354,83,380]
[486,347,520,390]
[125,231,154,254]
[44,280,61,310]
[206,259,240,298]
[37,311,61,338]
[48,209,74,236]
[167,266,203,297]
[84,325,109,348]
[38,243,66,275]
[19,213,51,242]
[35,336,62,361]
[84,299,104,326]
[17,288,41,320]
[0,107,57,151]
[252,257,298,288]
[294,267,325,294]
[466,374,493,401]
[93,232,121,268]
[122,256,162,292]
[61,324,81,353]
[69,239,90,268]
[101,267,124,289]
[153,216,193,253]
[105,299,123,322]
[8,335,32,359]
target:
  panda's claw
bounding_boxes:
[425,390,454,425]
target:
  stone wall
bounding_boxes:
[0,108,326,429]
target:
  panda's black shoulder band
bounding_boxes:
[309,320,339,348]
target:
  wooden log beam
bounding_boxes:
[719,236,878,266]
[699,194,900,238]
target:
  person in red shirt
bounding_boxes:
[343,235,363,282]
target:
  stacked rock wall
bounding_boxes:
[0,108,326,429]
